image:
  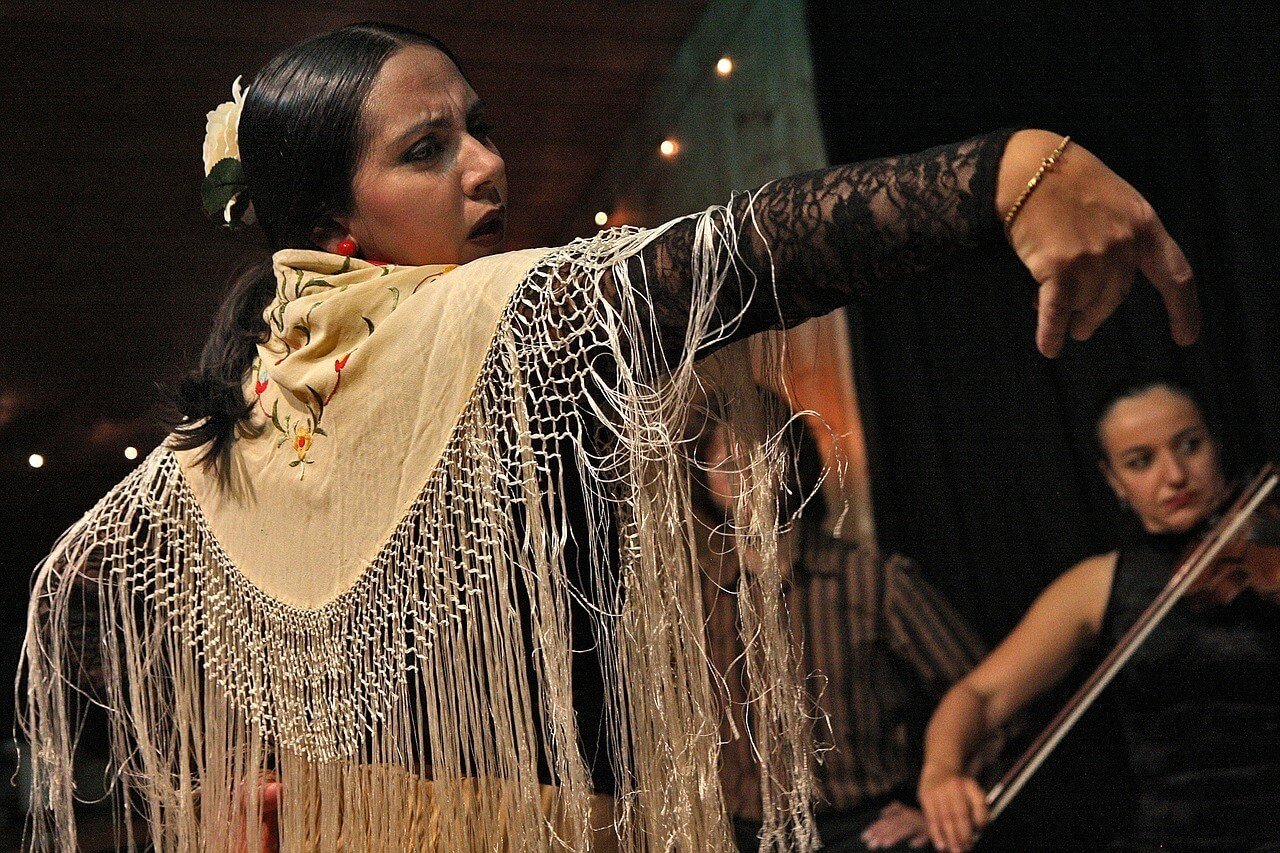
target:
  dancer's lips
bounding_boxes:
[468,207,505,246]
[1163,490,1197,510]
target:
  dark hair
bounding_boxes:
[167,23,464,473]
[1092,375,1219,465]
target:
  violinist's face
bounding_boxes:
[327,44,507,266]
[1099,386,1227,534]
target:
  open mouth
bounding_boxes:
[468,207,505,242]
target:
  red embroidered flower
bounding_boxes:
[335,353,351,372]
[255,377,269,396]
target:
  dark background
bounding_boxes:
[807,0,1279,846]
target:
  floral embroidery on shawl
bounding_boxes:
[250,255,457,477]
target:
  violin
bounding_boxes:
[984,463,1280,824]
[1185,489,1280,606]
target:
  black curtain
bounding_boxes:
[807,0,1279,638]
[806,0,1279,846]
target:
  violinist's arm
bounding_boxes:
[917,552,1115,852]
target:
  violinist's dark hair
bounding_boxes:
[1091,375,1220,466]
[165,23,465,475]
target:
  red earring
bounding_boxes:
[335,237,358,257]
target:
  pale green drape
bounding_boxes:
[564,0,827,233]
[567,0,878,546]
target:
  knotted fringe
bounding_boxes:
[20,198,817,850]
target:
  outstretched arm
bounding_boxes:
[638,129,1197,361]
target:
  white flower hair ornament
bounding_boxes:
[201,76,255,228]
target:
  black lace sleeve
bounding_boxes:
[639,128,1017,359]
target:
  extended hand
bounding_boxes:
[999,130,1199,358]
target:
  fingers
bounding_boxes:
[964,779,990,834]
[1136,207,1200,346]
[1012,138,1199,356]
[1036,235,1170,358]
[923,795,946,851]
[940,788,974,851]
[923,791,949,850]
[1037,246,1129,357]
[1035,278,1072,358]
[1068,246,1135,342]
[921,780,986,852]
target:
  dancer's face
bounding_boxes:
[1099,386,1226,534]
[330,44,507,266]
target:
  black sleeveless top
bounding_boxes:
[1099,530,1280,851]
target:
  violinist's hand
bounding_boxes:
[918,766,988,852]
[997,129,1199,358]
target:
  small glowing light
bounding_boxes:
[124,446,139,460]
[716,56,734,76]
[28,453,44,469]
[594,211,609,227]
[659,138,679,158]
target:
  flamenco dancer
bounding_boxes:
[21,22,1197,852]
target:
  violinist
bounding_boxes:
[917,378,1280,852]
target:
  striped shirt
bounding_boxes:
[700,524,989,818]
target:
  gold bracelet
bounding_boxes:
[1003,135,1071,228]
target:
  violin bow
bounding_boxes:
[984,463,1278,823]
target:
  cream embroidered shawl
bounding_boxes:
[21,212,816,851]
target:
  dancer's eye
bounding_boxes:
[404,135,443,163]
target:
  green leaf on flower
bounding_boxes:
[201,157,246,220]
[304,385,325,423]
